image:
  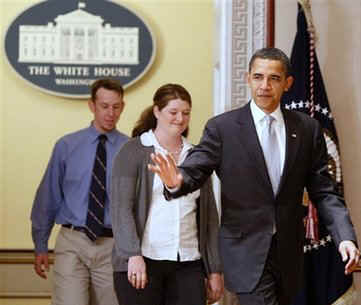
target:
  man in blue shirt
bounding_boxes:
[31,78,128,305]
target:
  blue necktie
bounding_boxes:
[85,134,107,241]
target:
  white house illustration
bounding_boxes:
[18,2,139,64]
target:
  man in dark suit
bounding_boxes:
[149,48,360,305]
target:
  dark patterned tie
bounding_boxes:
[85,134,107,241]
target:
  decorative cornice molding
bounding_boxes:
[253,0,266,50]
[230,0,267,110]
[231,0,248,110]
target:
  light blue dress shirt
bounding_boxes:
[31,123,128,253]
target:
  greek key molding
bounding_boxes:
[231,0,267,110]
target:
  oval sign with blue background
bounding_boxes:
[4,0,156,98]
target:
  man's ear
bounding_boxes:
[246,71,250,85]
[119,100,125,114]
[285,76,294,91]
[88,99,95,113]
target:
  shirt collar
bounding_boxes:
[250,99,283,124]
[140,129,193,152]
[88,122,118,144]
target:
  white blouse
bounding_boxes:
[140,130,201,262]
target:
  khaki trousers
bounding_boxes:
[52,227,118,305]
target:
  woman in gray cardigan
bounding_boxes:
[111,84,223,305]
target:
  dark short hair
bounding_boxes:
[249,47,292,77]
[91,78,124,102]
[132,83,192,137]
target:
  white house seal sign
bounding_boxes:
[4,0,156,98]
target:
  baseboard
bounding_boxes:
[0,249,53,299]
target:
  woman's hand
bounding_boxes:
[206,273,224,304]
[128,256,148,289]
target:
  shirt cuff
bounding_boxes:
[34,243,48,254]
[165,184,180,193]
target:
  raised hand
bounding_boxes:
[148,153,183,189]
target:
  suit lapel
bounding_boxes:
[278,109,301,193]
[236,103,274,193]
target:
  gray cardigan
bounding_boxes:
[111,137,222,275]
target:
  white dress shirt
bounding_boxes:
[140,130,201,262]
[250,100,286,175]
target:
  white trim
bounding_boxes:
[214,0,233,115]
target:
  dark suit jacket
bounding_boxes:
[169,102,357,301]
